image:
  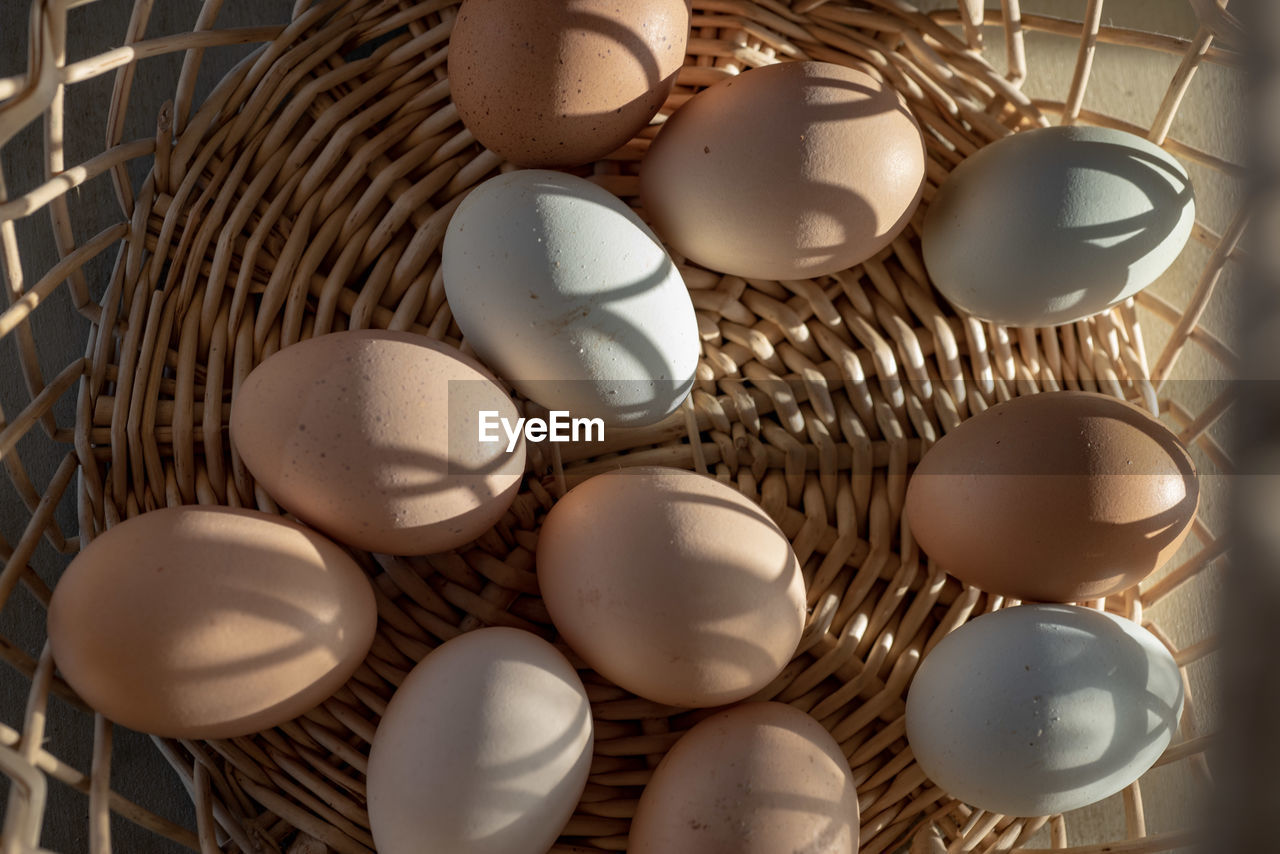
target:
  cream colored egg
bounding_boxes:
[367,627,593,854]
[47,506,376,739]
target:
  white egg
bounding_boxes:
[367,627,593,854]
[905,604,1183,817]
[442,169,700,426]
[922,126,1194,327]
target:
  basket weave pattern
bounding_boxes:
[0,1,1242,852]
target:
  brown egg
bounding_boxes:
[640,60,925,280]
[47,506,376,739]
[629,702,859,854]
[536,467,806,708]
[904,391,1199,602]
[230,330,524,555]
[448,0,690,168]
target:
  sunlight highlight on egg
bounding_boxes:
[367,627,593,854]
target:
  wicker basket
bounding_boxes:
[0,0,1242,852]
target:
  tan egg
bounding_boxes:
[640,60,926,280]
[47,506,376,739]
[629,702,859,854]
[448,0,690,168]
[230,329,524,555]
[535,467,806,708]
[904,391,1199,602]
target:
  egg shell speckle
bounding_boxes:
[905,604,1184,817]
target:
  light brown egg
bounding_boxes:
[640,60,926,280]
[904,391,1199,602]
[47,506,376,739]
[230,330,524,555]
[448,0,690,168]
[536,467,806,708]
[629,702,859,854]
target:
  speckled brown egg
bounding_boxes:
[47,506,376,739]
[904,391,1199,602]
[448,0,690,168]
[629,702,859,854]
[230,330,524,555]
[640,60,926,280]
[536,467,807,708]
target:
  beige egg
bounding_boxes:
[47,506,376,739]
[368,627,593,854]
[641,60,926,280]
[536,467,807,708]
[904,391,1199,602]
[630,702,859,854]
[230,329,525,555]
[449,0,689,167]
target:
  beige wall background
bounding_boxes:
[0,1,1240,851]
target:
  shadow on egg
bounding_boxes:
[440,663,593,849]
[489,259,694,425]
[109,522,375,737]
[907,604,1184,818]
[449,0,688,168]
[551,6,678,123]
[984,606,1183,809]
[640,61,925,281]
[905,391,1200,602]
[536,469,808,709]
[458,174,698,426]
[628,703,859,853]
[1022,140,1193,317]
[259,434,523,554]
[923,129,1195,327]
[367,628,592,854]
[766,74,919,266]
